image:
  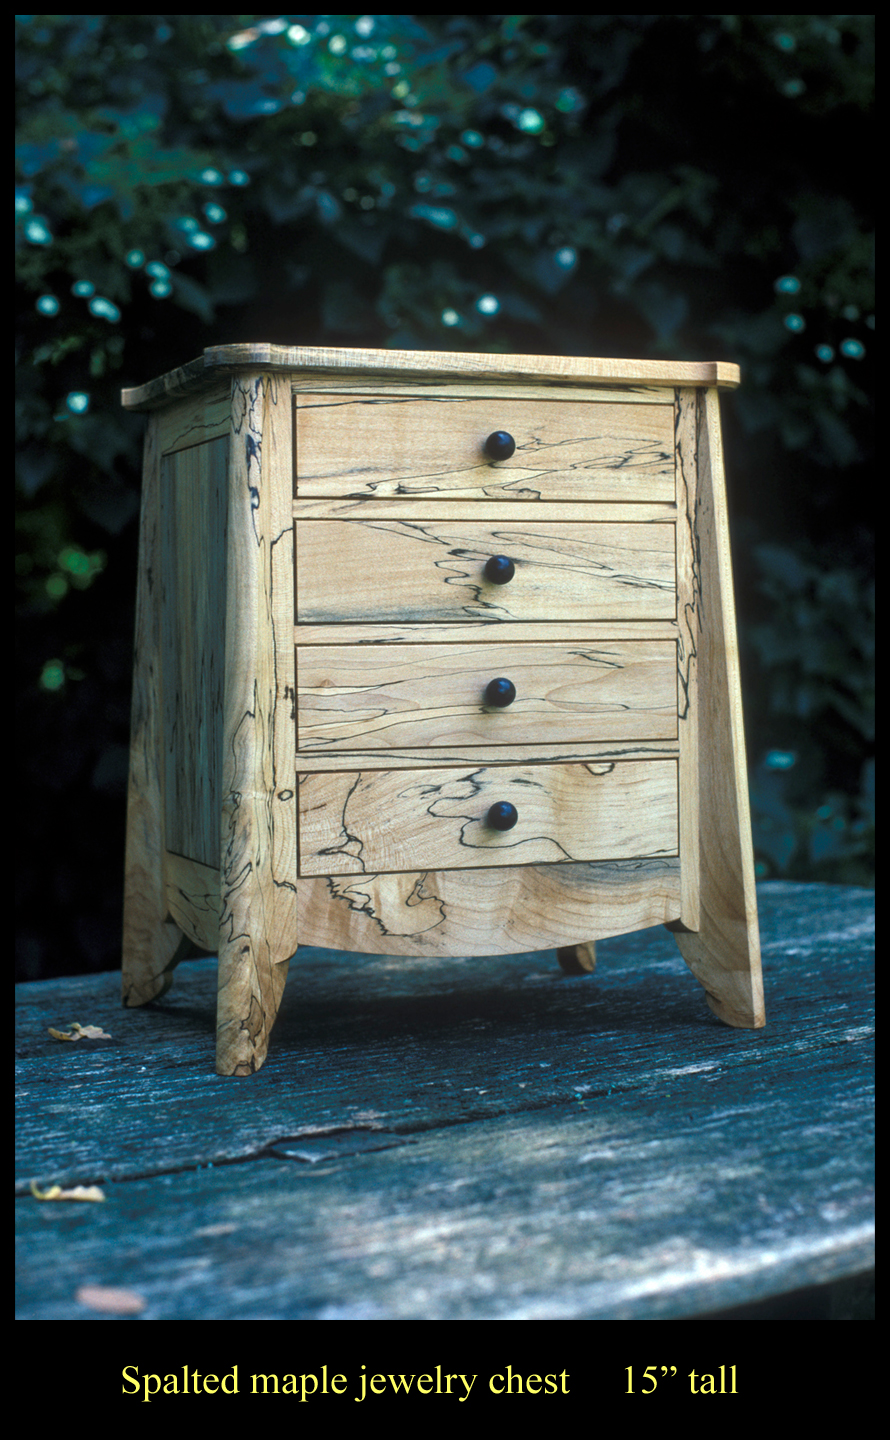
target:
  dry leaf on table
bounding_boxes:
[48,1022,112,1042]
[30,1181,106,1202]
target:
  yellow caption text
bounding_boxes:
[122,1365,571,1403]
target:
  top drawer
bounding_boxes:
[295,394,675,502]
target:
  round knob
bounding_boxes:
[486,801,518,831]
[484,677,516,707]
[484,430,516,461]
[483,554,515,584]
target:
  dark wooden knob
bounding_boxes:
[483,554,515,584]
[484,430,516,460]
[484,677,516,707]
[486,801,518,831]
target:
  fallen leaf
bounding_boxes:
[30,1180,106,1202]
[48,1021,112,1042]
[76,1284,146,1315]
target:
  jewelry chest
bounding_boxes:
[121,345,764,1074]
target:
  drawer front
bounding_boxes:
[295,394,675,502]
[298,761,677,876]
[297,520,675,623]
[297,641,677,751]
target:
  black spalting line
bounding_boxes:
[326,872,448,937]
[317,772,370,872]
[674,390,700,725]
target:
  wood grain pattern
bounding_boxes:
[164,852,219,952]
[122,345,741,411]
[295,395,675,501]
[292,379,672,404]
[667,387,764,1028]
[157,391,231,452]
[675,388,701,931]
[294,498,678,523]
[293,744,679,771]
[298,760,678,876]
[295,619,679,644]
[18,884,872,1321]
[296,857,682,954]
[216,371,297,1074]
[297,520,676,623]
[122,347,761,1075]
[293,747,679,771]
[297,641,677,750]
[160,437,227,867]
[122,412,191,1007]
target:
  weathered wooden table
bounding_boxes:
[16,882,873,1320]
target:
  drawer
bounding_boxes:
[297,641,677,751]
[296,520,675,623]
[298,761,678,876]
[295,394,675,502]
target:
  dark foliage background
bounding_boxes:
[16,15,874,982]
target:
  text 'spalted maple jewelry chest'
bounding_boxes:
[121,345,765,1075]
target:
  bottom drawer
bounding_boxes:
[298,761,677,876]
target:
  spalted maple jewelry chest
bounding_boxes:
[121,345,765,1075]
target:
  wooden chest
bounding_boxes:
[121,345,764,1074]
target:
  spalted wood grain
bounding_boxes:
[298,761,678,877]
[293,380,672,402]
[675,388,701,931]
[122,349,762,1077]
[295,619,679,644]
[297,640,677,751]
[294,746,679,772]
[121,344,741,411]
[165,853,219,953]
[293,497,678,522]
[668,388,764,1028]
[295,395,675,501]
[122,412,191,1007]
[160,436,227,867]
[216,372,297,1075]
[297,519,676,623]
[307,861,678,955]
